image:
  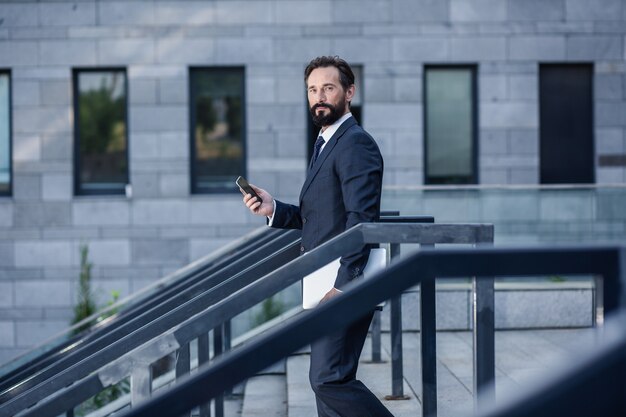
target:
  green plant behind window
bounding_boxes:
[253,296,285,326]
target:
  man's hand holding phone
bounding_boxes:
[237,176,274,217]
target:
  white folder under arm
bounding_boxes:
[302,248,388,309]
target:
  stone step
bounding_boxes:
[241,360,287,417]
[286,354,317,417]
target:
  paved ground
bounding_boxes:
[82,326,598,417]
[396,328,596,417]
[232,327,598,417]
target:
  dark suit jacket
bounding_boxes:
[271,116,383,290]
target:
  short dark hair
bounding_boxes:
[304,56,355,90]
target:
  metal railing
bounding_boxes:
[0,228,303,414]
[117,242,625,417]
[0,227,291,394]
[1,222,492,417]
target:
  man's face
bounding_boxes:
[307,66,355,128]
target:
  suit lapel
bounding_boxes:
[300,117,356,203]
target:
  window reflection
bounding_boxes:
[425,66,477,185]
[74,69,128,195]
[191,67,245,193]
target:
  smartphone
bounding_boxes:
[236,176,263,204]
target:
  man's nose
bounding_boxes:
[316,90,326,102]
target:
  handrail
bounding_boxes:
[3,222,491,417]
[0,226,287,390]
[0,226,281,381]
[0,229,302,406]
[0,236,303,416]
[117,244,625,417]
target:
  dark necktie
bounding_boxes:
[312,136,325,164]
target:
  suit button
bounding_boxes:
[302,217,307,224]
[300,246,305,252]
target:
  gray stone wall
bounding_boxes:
[0,0,625,363]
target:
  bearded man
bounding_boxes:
[242,55,392,417]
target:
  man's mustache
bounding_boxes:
[311,103,335,112]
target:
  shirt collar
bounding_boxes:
[319,112,352,143]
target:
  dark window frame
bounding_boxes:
[0,69,12,197]
[189,66,247,195]
[72,67,129,196]
[423,64,479,185]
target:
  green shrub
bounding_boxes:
[71,244,97,334]
[253,296,285,326]
[70,244,130,416]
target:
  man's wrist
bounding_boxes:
[267,200,277,226]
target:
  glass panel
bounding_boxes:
[425,67,475,184]
[0,72,10,194]
[383,184,626,245]
[191,68,245,193]
[76,70,128,194]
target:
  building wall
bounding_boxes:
[0,0,625,363]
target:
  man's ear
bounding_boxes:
[345,84,356,102]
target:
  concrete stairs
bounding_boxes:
[241,360,288,417]
[241,337,422,417]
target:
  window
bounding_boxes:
[0,70,10,196]
[307,66,363,160]
[73,69,128,195]
[424,66,478,184]
[190,67,246,194]
[539,64,594,184]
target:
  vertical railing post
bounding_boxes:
[224,319,233,396]
[198,333,211,417]
[213,325,224,417]
[473,239,495,412]
[130,365,153,406]
[472,275,495,411]
[420,243,437,417]
[373,211,401,363]
[370,310,383,363]
[593,275,604,327]
[175,342,191,417]
[386,243,409,400]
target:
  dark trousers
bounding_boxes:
[309,311,394,417]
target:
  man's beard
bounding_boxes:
[310,102,344,127]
